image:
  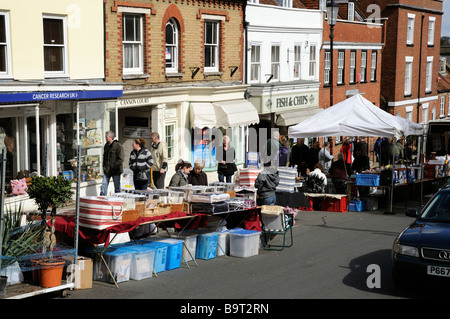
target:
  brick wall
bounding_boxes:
[105,0,245,86]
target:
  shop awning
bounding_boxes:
[213,100,259,127]
[190,100,260,128]
[275,106,323,127]
[190,103,218,128]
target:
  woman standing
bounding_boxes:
[129,138,153,190]
[216,135,236,183]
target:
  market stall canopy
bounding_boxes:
[275,106,323,127]
[288,94,422,139]
[395,115,424,136]
[190,100,260,128]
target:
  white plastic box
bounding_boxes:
[217,231,229,256]
[124,246,156,280]
[178,233,198,262]
[229,229,261,258]
[103,248,132,284]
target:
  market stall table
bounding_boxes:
[53,212,200,287]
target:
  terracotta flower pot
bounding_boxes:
[39,259,65,288]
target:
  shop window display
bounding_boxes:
[56,101,112,181]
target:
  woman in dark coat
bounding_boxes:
[188,159,208,186]
[216,135,236,183]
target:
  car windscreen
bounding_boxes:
[419,191,450,222]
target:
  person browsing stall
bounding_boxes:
[100,130,124,196]
[129,138,153,190]
[169,159,192,187]
[188,159,208,186]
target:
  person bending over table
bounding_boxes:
[254,163,280,206]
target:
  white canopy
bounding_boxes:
[190,100,260,128]
[288,94,423,139]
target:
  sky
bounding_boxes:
[442,0,450,38]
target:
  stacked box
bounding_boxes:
[229,229,261,258]
[276,167,297,192]
[321,196,348,212]
[237,168,262,187]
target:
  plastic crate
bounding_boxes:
[140,241,169,273]
[347,199,367,212]
[103,248,132,284]
[355,174,380,186]
[153,238,184,270]
[122,245,155,280]
[321,196,348,213]
[178,233,198,262]
[229,229,261,258]
[196,232,219,260]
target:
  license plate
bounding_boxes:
[427,265,450,277]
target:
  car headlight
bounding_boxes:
[393,243,419,257]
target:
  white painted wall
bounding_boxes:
[246,4,323,83]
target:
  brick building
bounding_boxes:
[357,0,444,124]
[104,0,258,184]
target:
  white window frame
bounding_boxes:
[428,17,435,46]
[324,51,330,85]
[43,15,68,77]
[165,122,176,160]
[293,44,301,79]
[0,11,11,77]
[271,44,280,81]
[405,56,413,96]
[250,44,261,83]
[440,96,445,117]
[349,51,356,83]
[275,0,292,8]
[337,51,344,84]
[422,103,429,124]
[370,51,377,81]
[360,51,367,82]
[426,56,433,93]
[123,14,144,75]
[165,18,179,73]
[407,13,415,45]
[319,0,326,11]
[204,20,219,72]
[309,44,317,78]
[348,2,355,21]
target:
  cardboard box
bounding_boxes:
[66,257,93,289]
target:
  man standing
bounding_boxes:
[318,142,334,174]
[290,138,309,176]
[100,130,124,196]
[150,132,168,189]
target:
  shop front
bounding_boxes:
[0,84,122,209]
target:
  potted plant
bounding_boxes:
[1,203,43,295]
[27,176,73,288]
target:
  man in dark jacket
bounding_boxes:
[254,164,280,206]
[100,131,124,195]
[290,138,309,176]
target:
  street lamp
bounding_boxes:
[326,0,339,108]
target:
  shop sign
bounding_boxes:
[0,90,123,103]
[262,91,318,113]
[123,127,151,139]
[118,97,151,107]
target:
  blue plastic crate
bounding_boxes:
[151,238,184,270]
[196,232,219,260]
[355,174,380,186]
[348,199,367,212]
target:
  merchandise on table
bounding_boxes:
[189,192,230,203]
[355,173,380,186]
[79,196,125,230]
[276,167,297,192]
[190,201,229,214]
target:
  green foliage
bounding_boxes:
[26,176,73,257]
[1,203,43,269]
[27,176,73,215]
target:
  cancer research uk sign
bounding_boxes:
[0,90,123,103]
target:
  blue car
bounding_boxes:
[392,183,450,287]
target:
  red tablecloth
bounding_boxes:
[53,208,261,247]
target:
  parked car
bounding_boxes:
[392,183,450,288]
